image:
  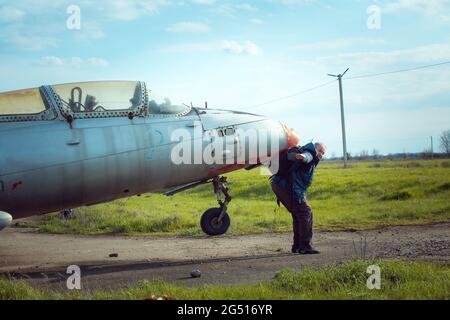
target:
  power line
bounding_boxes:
[351,136,431,144]
[234,60,450,111]
[239,79,336,110]
[345,60,450,80]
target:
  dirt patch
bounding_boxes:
[0,222,449,291]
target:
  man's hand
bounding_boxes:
[295,153,306,161]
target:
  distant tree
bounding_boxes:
[359,150,369,160]
[421,148,432,159]
[372,149,380,159]
[440,129,450,158]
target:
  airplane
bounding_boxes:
[0,80,300,235]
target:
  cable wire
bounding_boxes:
[240,79,336,110]
[233,60,450,110]
[345,60,450,80]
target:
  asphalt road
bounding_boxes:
[0,223,449,291]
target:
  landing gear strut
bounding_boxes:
[200,176,232,236]
[165,176,233,236]
[59,209,74,220]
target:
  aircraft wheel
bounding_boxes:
[200,208,230,236]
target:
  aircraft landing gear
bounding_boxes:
[59,209,74,220]
[165,176,232,236]
[200,176,232,236]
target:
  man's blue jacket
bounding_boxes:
[271,143,320,202]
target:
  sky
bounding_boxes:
[0,0,449,157]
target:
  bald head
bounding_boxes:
[315,142,326,160]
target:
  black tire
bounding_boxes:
[200,208,230,236]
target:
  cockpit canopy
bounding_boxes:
[0,81,191,122]
[0,87,47,115]
[52,81,144,113]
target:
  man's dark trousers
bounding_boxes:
[271,181,313,250]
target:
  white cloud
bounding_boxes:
[267,0,316,5]
[250,18,264,24]
[6,35,58,51]
[191,0,216,4]
[86,57,109,67]
[314,43,450,68]
[231,3,258,11]
[0,0,66,14]
[41,56,64,66]
[166,21,210,33]
[223,40,261,55]
[294,38,386,52]
[74,22,105,41]
[161,40,262,55]
[0,0,168,50]
[102,0,168,21]
[281,43,450,120]
[68,57,83,68]
[0,6,26,22]
[214,3,258,17]
[0,16,61,51]
[383,0,450,21]
[0,0,168,22]
[161,42,219,53]
[40,56,109,67]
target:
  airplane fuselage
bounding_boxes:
[0,108,288,219]
[0,81,295,233]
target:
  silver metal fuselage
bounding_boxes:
[0,107,288,220]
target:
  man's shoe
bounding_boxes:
[298,247,320,255]
[291,247,299,253]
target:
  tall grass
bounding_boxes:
[19,160,450,236]
[1,260,448,300]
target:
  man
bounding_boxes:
[271,142,326,254]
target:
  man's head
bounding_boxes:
[314,142,326,160]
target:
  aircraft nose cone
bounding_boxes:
[280,123,300,147]
[0,211,12,231]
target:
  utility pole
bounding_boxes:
[328,68,350,168]
[431,136,434,159]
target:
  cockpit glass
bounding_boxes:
[52,81,142,112]
[0,87,47,115]
[147,93,191,115]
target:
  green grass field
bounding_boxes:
[1,260,449,300]
[18,160,450,236]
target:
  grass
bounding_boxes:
[17,159,450,236]
[1,260,449,300]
